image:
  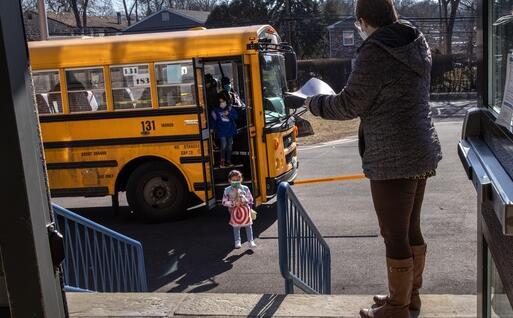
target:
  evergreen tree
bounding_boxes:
[206,0,270,28]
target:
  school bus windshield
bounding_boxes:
[261,53,288,125]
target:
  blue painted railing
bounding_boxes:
[277,182,331,294]
[52,204,148,292]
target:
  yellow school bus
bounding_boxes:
[28,25,298,221]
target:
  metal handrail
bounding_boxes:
[277,182,331,294]
[52,204,148,292]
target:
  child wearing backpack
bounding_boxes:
[211,92,238,168]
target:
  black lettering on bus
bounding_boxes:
[141,120,156,132]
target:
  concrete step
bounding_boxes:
[67,293,477,317]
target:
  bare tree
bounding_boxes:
[67,0,116,29]
[89,0,114,16]
[439,0,461,54]
[119,0,137,25]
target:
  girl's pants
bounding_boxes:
[370,178,427,259]
[233,225,254,242]
[220,136,233,163]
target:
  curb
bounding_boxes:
[67,293,477,317]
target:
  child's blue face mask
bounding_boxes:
[231,181,241,188]
[224,84,232,91]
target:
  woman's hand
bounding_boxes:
[305,96,322,117]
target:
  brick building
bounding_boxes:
[328,15,477,59]
[327,16,364,59]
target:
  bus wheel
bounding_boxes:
[126,161,187,222]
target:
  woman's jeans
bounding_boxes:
[233,226,254,242]
[370,178,427,259]
[220,136,233,163]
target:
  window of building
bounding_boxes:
[66,68,107,113]
[343,31,355,46]
[32,70,63,114]
[110,64,152,110]
[162,12,170,22]
[155,62,196,107]
[489,0,513,111]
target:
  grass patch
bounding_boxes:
[297,112,360,145]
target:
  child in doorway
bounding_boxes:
[222,170,256,249]
[211,92,238,168]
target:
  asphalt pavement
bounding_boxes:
[53,99,478,295]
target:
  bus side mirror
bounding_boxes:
[284,51,297,81]
[295,116,314,137]
[284,94,304,109]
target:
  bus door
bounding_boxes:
[199,57,259,204]
[242,56,260,200]
[193,58,216,209]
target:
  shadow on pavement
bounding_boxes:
[70,201,279,292]
[247,294,286,316]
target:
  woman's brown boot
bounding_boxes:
[409,244,427,311]
[373,244,427,311]
[360,257,414,318]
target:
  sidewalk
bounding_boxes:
[67,293,476,317]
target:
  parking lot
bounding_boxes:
[54,99,477,295]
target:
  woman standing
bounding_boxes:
[305,0,442,316]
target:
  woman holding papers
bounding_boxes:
[305,0,442,316]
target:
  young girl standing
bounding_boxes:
[222,170,256,249]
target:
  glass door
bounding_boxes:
[193,58,215,207]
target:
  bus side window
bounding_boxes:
[110,64,152,110]
[32,70,62,114]
[66,68,107,113]
[155,62,196,107]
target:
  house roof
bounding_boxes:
[123,8,210,32]
[171,9,210,23]
[45,11,129,30]
[327,16,356,30]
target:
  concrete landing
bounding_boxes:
[67,293,476,317]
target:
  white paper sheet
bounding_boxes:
[287,78,336,99]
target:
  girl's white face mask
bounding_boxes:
[220,102,227,108]
[354,20,368,40]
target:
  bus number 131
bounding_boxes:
[141,120,156,132]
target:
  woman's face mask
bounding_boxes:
[231,180,241,188]
[354,20,368,40]
[223,84,232,91]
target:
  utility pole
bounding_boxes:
[38,0,49,40]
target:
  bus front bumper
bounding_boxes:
[266,165,298,198]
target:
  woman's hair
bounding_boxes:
[355,0,398,28]
[228,170,243,180]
